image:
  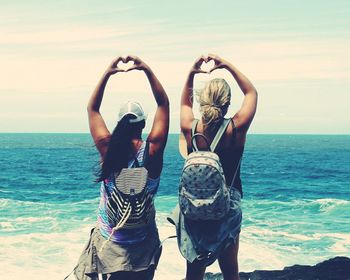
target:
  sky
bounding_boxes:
[0,0,349,134]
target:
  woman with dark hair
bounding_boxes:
[175,54,257,280]
[73,55,169,280]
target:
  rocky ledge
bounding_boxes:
[204,256,350,280]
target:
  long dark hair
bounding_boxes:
[97,115,145,182]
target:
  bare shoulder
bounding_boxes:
[147,136,166,158]
[223,117,246,147]
[94,134,110,158]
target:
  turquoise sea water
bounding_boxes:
[0,134,349,279]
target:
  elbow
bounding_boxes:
[255,89,258,102]
[87,102,99,113]
[163,96,170,107]
[87,105,94,114]
[158,95,169,108]
[248,88,258,97]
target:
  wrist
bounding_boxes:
[103,70,113,77]
[143,65,152,76]
[143,64,151,71]
[189,70,196,77]
[223,61,233,70]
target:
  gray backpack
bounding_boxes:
[179,119,240,220]
[104,142,155,230]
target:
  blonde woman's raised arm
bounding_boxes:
[208,54,258,131]
[180,56,209,133]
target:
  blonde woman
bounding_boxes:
[178,54,257,280]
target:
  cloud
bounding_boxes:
[1,1,349,133]
[207,38,350,81]
[0,26,128,46]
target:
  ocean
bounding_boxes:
[0,133,349,280]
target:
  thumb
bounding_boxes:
[125,66,138,72]
[209,66,219,73]
[197,69,209,74]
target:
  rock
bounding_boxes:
[204,256,350,280]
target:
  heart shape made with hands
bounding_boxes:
[116,60,135,71]
[199,59,215,73]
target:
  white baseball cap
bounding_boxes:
[118,101,147,123]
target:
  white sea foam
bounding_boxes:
[0,224,94,280]
[1,197,349,279]
[0,221,15,231]
[312,198,350,213]
[3,218,348,280]
[14,216,55,223]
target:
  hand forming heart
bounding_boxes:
[123,55,148,72]
[107,55,148,75]
[206,53,227,73]
[115,60,134,71]
[191,54,226,75]
[198,59,215,73]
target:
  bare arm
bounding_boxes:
[180,56,208,133]
[125,55,170,156]
[87,57,125,157]
[208,54,258,132]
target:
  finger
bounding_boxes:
[206,56,214,62]
[125,55,136,63]
[207,53,219,63]
[209,66,219,73]
[125,66,138,72]
[109,69,124,75]
[195,69,209,74]
[112,56,123,67]
[200,55,208,63]
[194,57,205,68]
[196,56,206,64]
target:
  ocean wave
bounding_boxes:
[311,198,350,213]
[0,197,99,206]
[242,197,350,212]
[244,226,316,241]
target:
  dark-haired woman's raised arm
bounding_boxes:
[208,54,258,132]
[124,55,170,178]
[87,57,125,158]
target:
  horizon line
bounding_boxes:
[1,132,349,136]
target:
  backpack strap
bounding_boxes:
[132,157,140,168]
[210,118,231,152]
[191,119,200,151]
[230,156,242,188]
[130,141,149,168]
[191,133,211,151]
[191,118,230,152]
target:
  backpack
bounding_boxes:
[104,141,155,230]
[179,119,240,221]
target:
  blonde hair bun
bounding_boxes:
[196,78,231,128]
